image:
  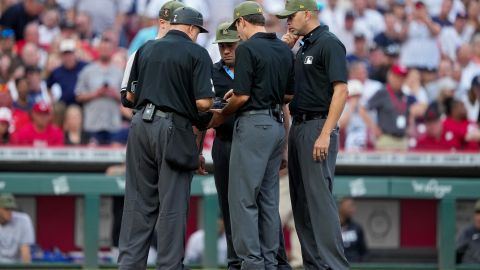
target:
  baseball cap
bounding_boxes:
[170,7,208,33]
[0,193,17,209]
[0,29,14,39]
[424,103,440,123]
[456,12,468,20]
[229,1,264,30]
[384,44,401,56]
[33,101,51,114]
[59,39,76,53]
[390,64,408,77]
[213,22,240,44]
[159,0,185,21]
[475,200,480,213]
[348,80,363,97]
[0,107,12,125]
[471,75,480,88]
[276,0,319,19]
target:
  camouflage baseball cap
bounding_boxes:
[213,22,240,44]
[276,0,319,19]
[158,0,185,21]
[228,1,264,30]
[0,193,17,209]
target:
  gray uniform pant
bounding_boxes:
[228,113,286,270]
[212,137,292,270]
[288,118,350,270]
[118,112,193,270]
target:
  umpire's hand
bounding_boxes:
[197,154,208,175]
[313,133,330,162]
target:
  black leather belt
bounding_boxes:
[239,109,271,117]
[292,112,328,124]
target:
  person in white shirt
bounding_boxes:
[438,12,474,62]
[321,0,346,34]
[340,80,368,150]
[184,218,227,265]
[462,75,480,123]
[459,34,480,98]
[352,0,385,41]
[0,194,35,263]
[38,9,61,47]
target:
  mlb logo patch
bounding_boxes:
[304,56,314,65]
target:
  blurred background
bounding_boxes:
[0,0,479,269]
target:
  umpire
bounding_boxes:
[209,21,292,270]
[276,0,350,269]
[210,2,294,269]
[118,7,214,270]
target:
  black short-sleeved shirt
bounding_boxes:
[129,30,214,122]
[289,25,348,115]
[233,32,294,112]
[212,61,235,138]
[0,3,38,40]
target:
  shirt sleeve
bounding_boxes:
[233,44,253,96]
[19,213,35,245]
[322,38,348,84]
[286,53,295,95]
[192,49,215,100]
[121,51,136,91]
[74,67,90,95]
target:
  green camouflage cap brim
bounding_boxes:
[213,22,240,44]
[228,1,264,30]
[0,193,17,209]
[159,0,185,21]
[276,0,319,19]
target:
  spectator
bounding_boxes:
[338,197,367,262]
[20,43,43,68]
[415,103,449,150]
[76,0,128,36]
[15,22,43,54]
[184,217,227,265]
[38,8,61,48]
[0,107,12,144]
[63,104,89,145]
[361,64,416,150]
[442,98,480,150]
[11,101,63,146]
[352,0,385,41]
[12,77,34,112]
[439,12,473,62]
[0,0,44,40]
[336,11,370,55]
[75,36,122,145]
[321,0,346,34]
[373,11,403,49]
[347,33,369,65]
[349,61,382,104]
[25,66,49,104]
[340,80,368,150]
[456,199,480,264]
[0,193,35,263]
[463,75,480,123]
[430,76,458,117]
[400,1,441,70]
[432,0,454,27]
[459,34,480,97]
[0,29,17,57]
[47,39,87,106]
[74,12,96,42]
[425,59,455,101]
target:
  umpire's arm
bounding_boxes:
[193,50,215,111]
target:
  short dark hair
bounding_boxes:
[242,14,265,26]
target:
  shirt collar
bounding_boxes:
[302,25,328,45]
[250,32,277,40]
[214,61,225,71]
[165,30,192,41]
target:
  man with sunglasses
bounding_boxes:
[276,0,350,269]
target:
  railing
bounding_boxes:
[0,173,479,269]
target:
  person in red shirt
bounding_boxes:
[0,107,12,145]
[11,101,64,146]
[442,98,480,150]
[415,103,450,150]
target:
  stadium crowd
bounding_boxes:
[0,0,479,150]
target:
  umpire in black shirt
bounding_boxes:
[209,21,292,270]
[118,7,214,270]
[210,2,294,269]
[276,0,350,269]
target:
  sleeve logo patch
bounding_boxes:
[304,56,314,64]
